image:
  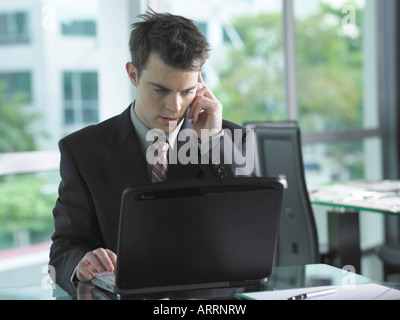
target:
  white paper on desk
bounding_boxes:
[239,284,400,300]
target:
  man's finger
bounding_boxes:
[92,248,114,272]
[77,260,96,281]
[105,249,117,272]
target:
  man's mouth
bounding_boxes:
[160,116,179,125]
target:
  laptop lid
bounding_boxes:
[115,177,283,290]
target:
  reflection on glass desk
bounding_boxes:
[0,264,381,300]
[310,180,400,215]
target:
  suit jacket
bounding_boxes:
[49,106,255,283]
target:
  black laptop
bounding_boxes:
[92,177,283,295]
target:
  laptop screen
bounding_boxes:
[115,177,283,290]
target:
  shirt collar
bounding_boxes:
[130,102,183,151]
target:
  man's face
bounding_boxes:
[126,53,200,133]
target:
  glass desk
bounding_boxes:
[309,181,400,273]
[0,264,378,300]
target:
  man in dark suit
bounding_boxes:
[49,11,256,284]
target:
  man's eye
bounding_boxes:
[182,90,194,96]
[154,88,167,94]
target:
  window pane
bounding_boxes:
[14,12,28,36]
[0,72,31,102]
[61,20,97,36]
[0,1,130,286]
[0,14,7,37]
[0,12,29,44]
[60,3,98,37]
[82,106,98,123]
[64,108,74,125]
[156,0,285,125]
[197,22,208,37]
[63,72,98,126]
[303,137,383,188]
[294,0,377,133]
[80,72,98,101]
[63,72,73,101]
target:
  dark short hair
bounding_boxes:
[129,10,210,79]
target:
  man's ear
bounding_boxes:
[126,62,138,87]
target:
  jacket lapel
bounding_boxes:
[107,106,151,185]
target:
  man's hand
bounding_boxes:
[76,248,117,282]
[188,73,223,141]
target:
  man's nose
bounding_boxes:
[166,94,182,113]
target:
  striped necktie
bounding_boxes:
[151,140,169,183]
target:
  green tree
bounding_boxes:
[0,82,54,248]
[0,82,40,152]
[212,1,364,132]
[296,2,364,132]
[0,175,54,235]
[213,13,286,125]
[295,2,365,182]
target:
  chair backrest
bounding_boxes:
[245,122,319,266]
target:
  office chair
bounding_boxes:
[245,122,319,266]
[376,243,400,282]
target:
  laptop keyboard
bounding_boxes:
[94,271,116,285]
